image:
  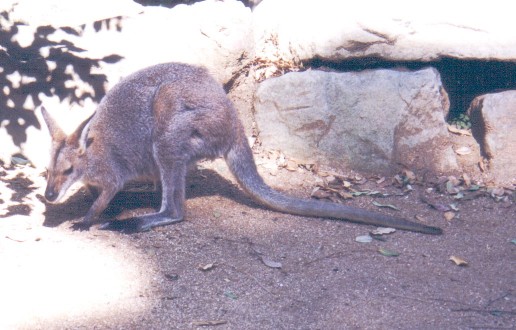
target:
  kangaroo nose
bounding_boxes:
[45,189,57,202]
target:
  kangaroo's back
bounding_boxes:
[86,63,234,182]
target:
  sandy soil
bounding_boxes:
[0,154,514,330]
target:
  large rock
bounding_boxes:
[468,92,516,185]
[254,68,457,174]
[253,0,516,63]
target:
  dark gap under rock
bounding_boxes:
[305,57,516,120]
[132,0,203,8]
[133,0,257,9]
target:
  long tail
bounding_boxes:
[225,136,442,235]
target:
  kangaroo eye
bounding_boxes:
[63,166,73,175]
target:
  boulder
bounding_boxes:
[254,67,457,174]
[253,0,516,63]
[468,92,516,185]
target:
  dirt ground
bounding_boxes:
[0,152,514,330]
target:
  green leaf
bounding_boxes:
[372,201,400,211]
[378,248,400,257]
[453,192,464,200]
[355,235,373,243]
[224,291,238,300]
[11,156,30,165]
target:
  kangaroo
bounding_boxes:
[42,63,442,235]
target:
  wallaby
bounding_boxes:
[42,63,442,235]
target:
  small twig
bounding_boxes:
[191,320,227,327]
[451,308,516,316]
[223,263,277,296]
[387,293,476,309]
[484,292,512,309]
[5,235,25,242]
[302,250,369,266]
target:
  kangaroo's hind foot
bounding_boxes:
[99,212,183,233]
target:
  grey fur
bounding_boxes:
[42,63,442,234]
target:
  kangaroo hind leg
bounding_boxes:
[101,84,190,233]
[99,159,186,233]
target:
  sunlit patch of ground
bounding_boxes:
[0,166,158,329]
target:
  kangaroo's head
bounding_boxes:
[41,107,94,204]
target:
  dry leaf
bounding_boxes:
[449,256,468,266]
[317,170,331,177]
[462,173,471,187]
[448,176,461,186]
[311,187,331,199]
[446,178,461,194]
[455,146,472,155]
[444,211,456,221]
[403,170,416,183]
[371,227,396,235]
[447,124,472,136]
[420,194,451,212]
[378,247,400,257]
[199,263,216,271]
[285,159,298,171]
[415,215,427,222]
[342,180,352,188]
[261,256,282,269]
[490,187,505,197]
[192,320,227,327]
[337,191,353,200]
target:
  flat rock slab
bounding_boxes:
[254,0,516,62]
[255,68,457,174]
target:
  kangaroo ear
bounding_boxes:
[68,112,95,152]
[41,107,66,142]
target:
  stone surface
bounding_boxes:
[253,0,516,63]
[468,92,516,184]
[254,68,457,174]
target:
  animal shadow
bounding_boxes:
[42,168,260,229]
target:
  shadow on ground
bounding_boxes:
[42,168,262,228]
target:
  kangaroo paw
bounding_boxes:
[71,221,93,231]
[99,213,183,233]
